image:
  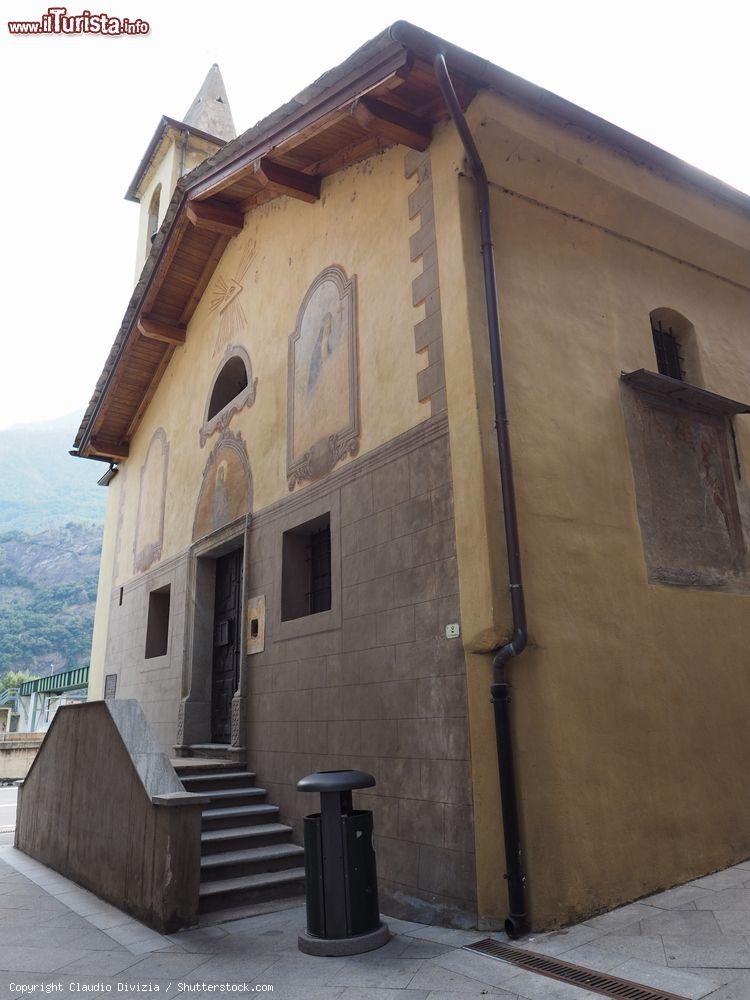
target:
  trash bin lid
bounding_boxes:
[297,770,376,792]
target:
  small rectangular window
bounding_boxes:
[651,320,684,380]
[145,584,171,658]
[104,674,117,700]
[281,513,332,621]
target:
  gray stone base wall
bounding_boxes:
[0,736,42,781]
[102,552,188,751]
[245,415,477,926]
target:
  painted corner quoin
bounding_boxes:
[286,265,360,490]
[405,149,447,416]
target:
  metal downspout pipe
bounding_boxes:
[433,53,529,938]
[179,129,189,178]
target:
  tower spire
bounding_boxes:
[183,64,236,141]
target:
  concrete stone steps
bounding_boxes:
[181,770,257,792]
[201,803,280,829]
[184,744,242,761]
[198,867,306,912]
[199,786,267,808]
[200,843,305,880]
[172,758,243,774]
[201,822,294,853]
[179,757,306,916]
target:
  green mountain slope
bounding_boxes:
[0,412,106,677]
[0,411,106,533]
[0,523,102,674]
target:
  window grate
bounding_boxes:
[651,320,684,380]
[308,525,332,614]
[281,512,332,622]
[466,939,685,1000]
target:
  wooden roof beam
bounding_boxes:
[137,315,187,345]
[253,157,321,204]
[179,234,232,325]
[90,438,129,461]
[186,54,414,204]
[351,96,432,151]
[186,199,244,236]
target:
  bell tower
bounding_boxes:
[126,65,236,279]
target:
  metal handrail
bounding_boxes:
[19,666,89,697]
[0,688,19,708]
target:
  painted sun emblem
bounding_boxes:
[209,240,256,356]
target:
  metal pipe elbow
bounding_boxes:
[493,628,528,670]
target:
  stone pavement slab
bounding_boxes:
[663,933,750,968]
[484,861,750,1000]
[2,845,750,999]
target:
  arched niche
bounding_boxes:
[133,427,169,573]
[147,185,161,244]
[649,307,703,386]
[200,345,257,447]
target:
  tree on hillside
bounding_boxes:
[0,670,36,693]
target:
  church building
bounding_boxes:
[40,23,750,932]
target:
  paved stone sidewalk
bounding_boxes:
[1,845,750,999]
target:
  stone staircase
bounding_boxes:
[174,757,305,916]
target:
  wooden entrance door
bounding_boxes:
[211,548,243,743]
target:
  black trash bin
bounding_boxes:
[297,769,389,956]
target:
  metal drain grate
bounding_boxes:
[466,939,686,1000]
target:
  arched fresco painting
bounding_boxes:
[287,265,359,489]
[193,429,252,541]
[133,428,169,573]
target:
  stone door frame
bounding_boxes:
[174,514,249,759]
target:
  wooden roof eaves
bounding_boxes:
[73,31,410,458]
[75,21,750,462]
[73,189,187,455]
[186,46,412,202]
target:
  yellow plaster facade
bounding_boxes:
[86,62,750,931]
[432,90,750,927]
[110,143,425,586]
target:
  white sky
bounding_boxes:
[2,0,748,432]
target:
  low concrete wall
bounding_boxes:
[15,700,206,932]
[0,734,43,781]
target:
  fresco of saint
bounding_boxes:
[288,266,358,487]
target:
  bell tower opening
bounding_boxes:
[126,64,237,281]
[147,184,161,247]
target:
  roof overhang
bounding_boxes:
[621,369,750,416]
[125,115,229,203]
[390,22,750,218]
[74,22,750,463]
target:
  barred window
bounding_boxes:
[651,318,684,381]
[281,513,332,621]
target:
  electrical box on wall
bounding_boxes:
[247,595,266,654]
